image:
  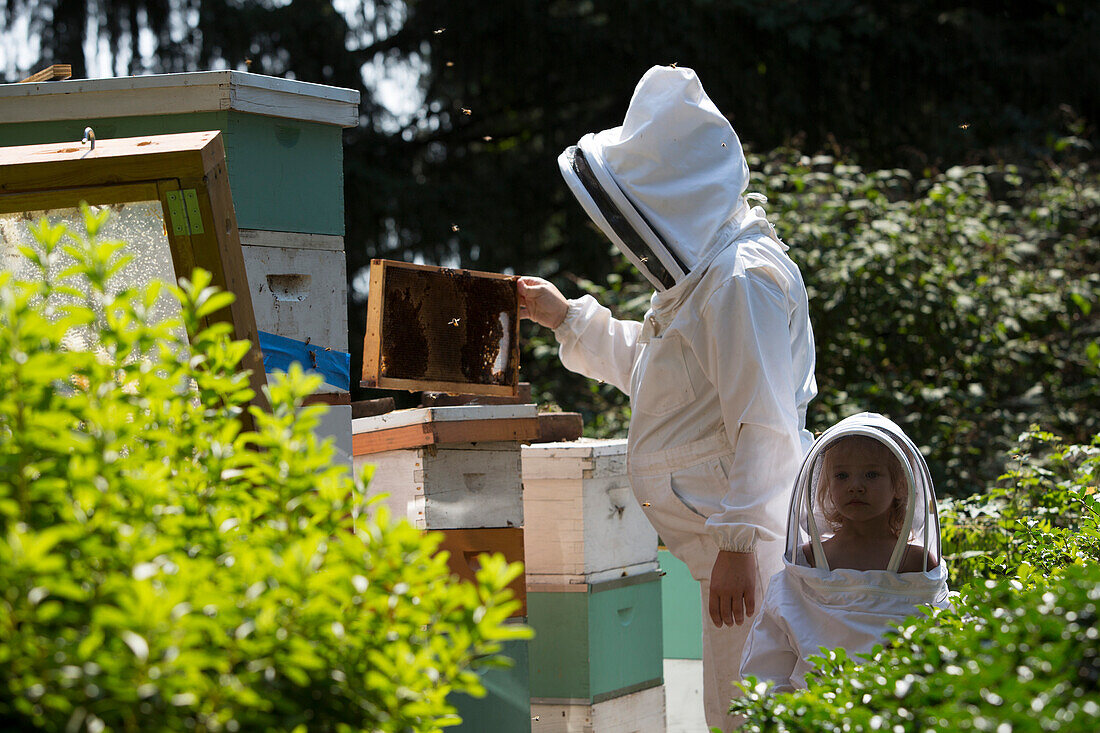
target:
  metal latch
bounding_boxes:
[164,189,205,235]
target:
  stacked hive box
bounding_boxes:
[522,439,666,732]
[353,404,539,733]
[0,71,359,459]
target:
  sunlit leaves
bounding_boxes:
[0,212,528,730]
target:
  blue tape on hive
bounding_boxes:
[258,331,351,390]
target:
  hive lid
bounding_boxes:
[352,405,540,454]
[0,71,360,127]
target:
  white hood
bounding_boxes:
[558,65,778,291]
[741,412,950,690]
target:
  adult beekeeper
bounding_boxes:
[739,412,951,692]
[518,65,817,730]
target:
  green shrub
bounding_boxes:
[940,428,1100,587]
[0,206,528,731]
[731,564,1100,732]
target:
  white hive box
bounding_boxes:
[352,404,538,530]
[522,439,658,586]
[239,230,348,357]
[531,684,666,733]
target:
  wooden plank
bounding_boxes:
[421,381,533,406]
[179,152,267,408]
[535,412,584,443]
[436,527,526,617]
[238,228,344,252]
[353,404,538,432]
[1,71,359,127]
[352,422,433,455]
[303,392,350,406]
[351,397,395,419]
[433,417,539,445]
[0,182,160,215]
[0,132,220,194]
[19,65,72,83]
[360,261,385,394]
[526,563,662,589]
[352,417,539,454]
[361,374,521,396]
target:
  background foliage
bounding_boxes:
[0,208,527,731]
[525,147,1100,497]
[3,2,1099,459]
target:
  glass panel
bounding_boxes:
[0,200,188,351]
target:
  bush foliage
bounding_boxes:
[524,151,1100,498]
[0,207,528,731]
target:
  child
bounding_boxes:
[740,412,950,692]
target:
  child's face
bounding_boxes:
[823,438,900,528]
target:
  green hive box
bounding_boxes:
[0,72,359,236]
[659,548,703,660]
[527,572,663,703]
[450,635,532,733]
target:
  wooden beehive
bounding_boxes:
[530,685,666,733]
[522,439,659,586]
[527,572,664,705]
[361,259,521,396]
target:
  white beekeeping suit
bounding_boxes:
[553,64,817,730]
[740,412,951,692]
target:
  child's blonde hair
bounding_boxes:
[818,436,908,536]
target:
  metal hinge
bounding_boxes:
[164,189,205,235]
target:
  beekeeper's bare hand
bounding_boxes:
[709,550,757,627]
[517,276,568,329]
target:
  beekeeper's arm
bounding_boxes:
[740,608,799,693]
[518,276,642,394]
[692,268,804,627]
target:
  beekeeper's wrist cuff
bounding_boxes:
[708,520,779,553]
[551,297,589,339]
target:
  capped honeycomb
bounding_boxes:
[362,259,520,396]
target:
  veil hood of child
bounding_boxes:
[740,412,951,690]
[557,64,783,291]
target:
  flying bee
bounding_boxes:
[959,122,970,130]
[433,28,445,34]
[461,108,472,115]
[449,317,461,326]
[451,224,460,232]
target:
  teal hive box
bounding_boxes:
[659,548,703,660]
[527,572,663,703]
[0,71,359,237]
[450,634,532,733]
